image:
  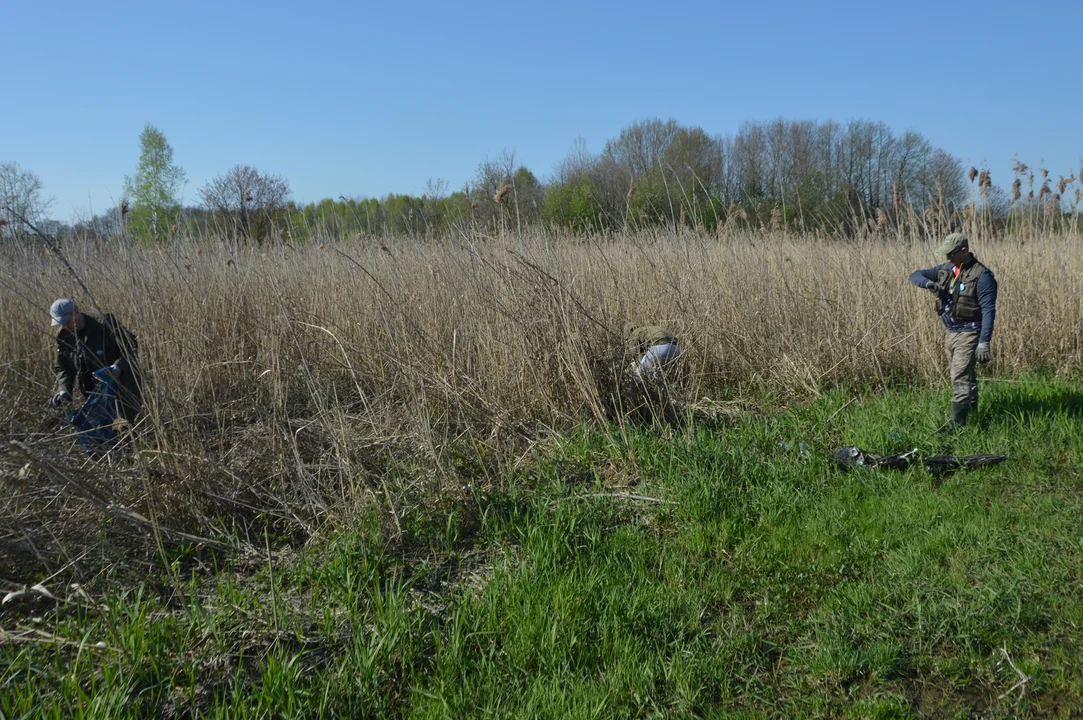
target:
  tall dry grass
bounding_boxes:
[2,225,1082,579]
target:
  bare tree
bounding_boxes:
[552,136,595,185]
[603,118,681,178]
[199,165,290,243]
[0,162,52,242]
[470,150,525,230]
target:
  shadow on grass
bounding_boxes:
[984,382,1083,422]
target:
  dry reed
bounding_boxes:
[2,225,1082,580]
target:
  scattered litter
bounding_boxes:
[832,446,1006,475]
[831,446,919,470]
[2,583,58,607]
[777,440,812,456]
[924,454,1009,475]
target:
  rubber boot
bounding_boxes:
[950,402,969,428]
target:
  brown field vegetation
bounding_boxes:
[2,224,1082,580]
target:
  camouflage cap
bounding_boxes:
[935,232,969,255]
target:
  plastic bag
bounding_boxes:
[68,367,119,457]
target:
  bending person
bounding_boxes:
[50,298,142,426]
[624,324,681,382]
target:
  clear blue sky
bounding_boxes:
[3,0,1080,222]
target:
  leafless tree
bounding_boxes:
[552,136,595,186]
[470,150,534,230]
[199,165,290,243]
[603,118,681,178]
[0,161,52,242]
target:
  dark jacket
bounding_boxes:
[54,312,141,415]
[909,254,997,343]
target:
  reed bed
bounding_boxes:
[1,225,1081,579]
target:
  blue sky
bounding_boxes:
[3,0,1080,222]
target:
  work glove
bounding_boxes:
[51,390,72,406]
[923,280,939,294]
[975,342,991,364]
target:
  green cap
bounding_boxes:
[935,232,969,255]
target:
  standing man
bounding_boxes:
[50,298,142,425]
[909,233,998,429]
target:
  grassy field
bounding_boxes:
[2,228,1083,717]
[3,375,1083,717]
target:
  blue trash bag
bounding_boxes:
[68,367,119,457]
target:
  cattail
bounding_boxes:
[408,207,414,222]
[1040,167,1049,179]
[877,208,888,228]
[978,170,991,189]
[967,166,978,183]
[120,198,130,216]
[679,208,687,227]
[1059,176,1069,195]
[1039,184,1051,200]
[244,188,253,203]
[770,207,782,230]
[1075,188,1081,205]
[626,182,635,200]
[493,182,511,205]
[1011,178,1022,203]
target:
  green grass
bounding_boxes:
[4,374,1083,718]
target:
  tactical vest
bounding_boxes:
[935,259,988,322]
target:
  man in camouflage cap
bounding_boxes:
[50,298,142,425]
[624,323,681,382]
[908,233,998,429]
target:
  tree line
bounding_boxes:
[3,119,1080,244]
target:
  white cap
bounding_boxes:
[49,298,76,326]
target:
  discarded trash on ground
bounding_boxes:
[777,440,812,456]
[832,446,1007,474]
[832,446,920,470]
[923,454,1010,474]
